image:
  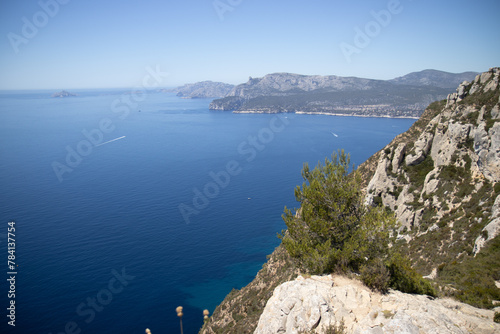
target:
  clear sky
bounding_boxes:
[0,0,499,89]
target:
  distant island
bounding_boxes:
[207,70,479,118]
[52,90,77,98]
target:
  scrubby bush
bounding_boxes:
[360,259,390,293]
[279,150,438,299]
[387,253,437,297]
[437,236,500,309]
[279,150,397,274]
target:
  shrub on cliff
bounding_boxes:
[279,150,396,274]
[387,253,437,297]
[279,150,437,297]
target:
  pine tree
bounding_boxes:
[279,150,396,274]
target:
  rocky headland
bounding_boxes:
[199,68,500,334]
[208,70,478,118]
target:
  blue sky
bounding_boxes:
[0,0,499,89]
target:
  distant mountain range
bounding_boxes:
[389,69,479,88]
[165,81,234,99]
[206,70,479,118]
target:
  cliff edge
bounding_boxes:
[255,275,499,334]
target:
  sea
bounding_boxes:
[0,89,415,334]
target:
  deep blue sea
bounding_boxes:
[0,89,415,334]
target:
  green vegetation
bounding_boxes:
[403,155,435,191]
[387,254,437,296]
[436,236,500,309]
[279,150,396,274]
[459,82,500,110]
[279,150,435,296]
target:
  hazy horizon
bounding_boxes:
[1,0,499,90]
[0,68,486,92]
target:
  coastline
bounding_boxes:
[295,111,420,119]
[231,109,420,119]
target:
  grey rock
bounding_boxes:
[392,143,406,172]
[255,275,500,334]
[475,122,500,182]
[405,131,434,166]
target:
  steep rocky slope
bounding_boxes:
[362,68,500,285]
[199,68,500,333]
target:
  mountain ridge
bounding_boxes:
[165,80,234,99]
[208,70,478,118]
[390,69,480,88]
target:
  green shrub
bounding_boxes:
[387,253,437,297]
[404,155,434,190]
[361,259,390,293]
[436,236,500,309]
[494,312,500,324]
[279,150,397,274]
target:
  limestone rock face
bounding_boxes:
[254,275,500,334]
[473,194,500,255]
[405,131,434,166]
[475,122,500,182]
[364,67,500,245]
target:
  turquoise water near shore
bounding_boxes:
[0,90,415,333]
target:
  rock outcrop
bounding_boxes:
[254,275,500,334]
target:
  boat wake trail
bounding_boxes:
[96,136,126,147]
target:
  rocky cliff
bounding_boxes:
[255,275,499,334]
[362,68,500,284]
[209,71,477,117]
[199,68,500,333]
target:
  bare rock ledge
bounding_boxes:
[254,275,500,334]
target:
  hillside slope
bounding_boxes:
[209,71,477,117]
[362,67,500,307]
[199,68,499,333]
[390,69,479,88]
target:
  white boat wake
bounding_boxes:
[96,136,126,147]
